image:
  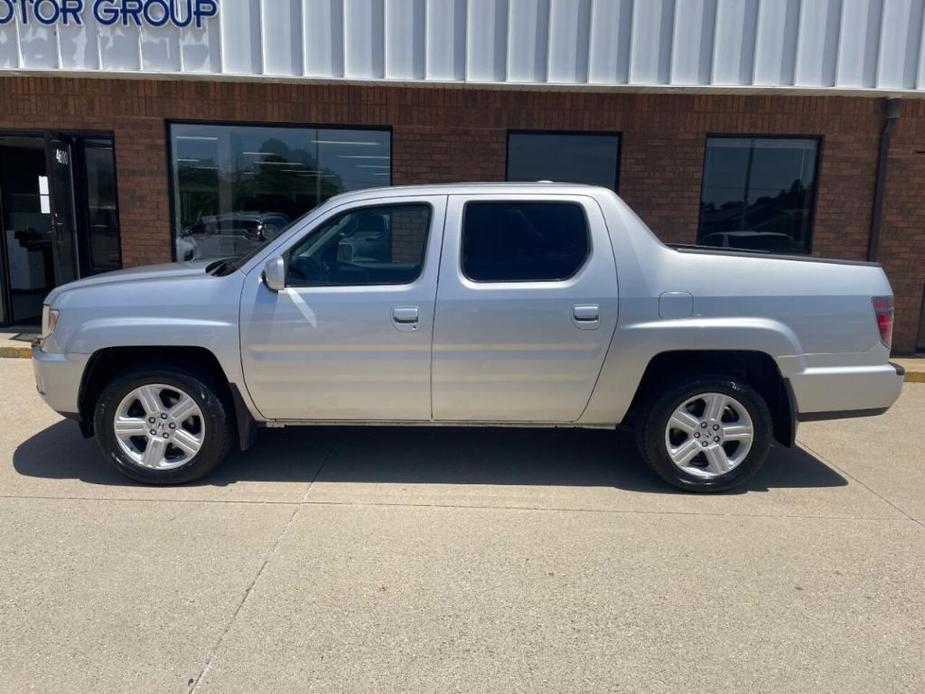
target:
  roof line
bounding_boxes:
[3,68,924,100]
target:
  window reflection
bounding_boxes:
[698,137,819,253]
[506,132,620,190]
[287,204,430,287]
[170,124,391,261]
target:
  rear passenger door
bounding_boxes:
[432,195,619,422]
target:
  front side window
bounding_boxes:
[462,201,589,282]
[286,204,431,287]
[170,124,391,262]
[698,136,820,253]
[506,132,620,190]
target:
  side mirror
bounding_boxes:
[263,256,286,292]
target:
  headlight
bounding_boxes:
[40,306,59,347]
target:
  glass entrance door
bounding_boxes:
[0,135,56,324]
[0,132,120,326]
[45,135,80,289]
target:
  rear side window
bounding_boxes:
[461,201,589,282]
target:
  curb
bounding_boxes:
[0,346,32,359]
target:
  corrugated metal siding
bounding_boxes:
[1,0,924,92]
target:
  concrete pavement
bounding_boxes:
[0,358,922,693]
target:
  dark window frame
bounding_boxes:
[696,133,824,254]
[917,282,925,353]
[505,129,622,192]
[460,199,592,284]
[284,201,434,288]
[165,119,393,262]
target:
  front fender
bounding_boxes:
[67,317,234,356]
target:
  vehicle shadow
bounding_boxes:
[13,420,847,494]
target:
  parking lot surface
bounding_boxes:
[1,358,923,693]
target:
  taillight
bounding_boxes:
[872,296,894,347]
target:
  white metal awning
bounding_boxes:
[0,0,923,94]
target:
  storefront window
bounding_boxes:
[698,136,820,253]
[169,124,391,262]
[506,132,620,190]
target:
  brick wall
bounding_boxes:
[880,100,925,352]
[0,75,922,351]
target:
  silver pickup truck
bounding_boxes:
[32,183,905,492]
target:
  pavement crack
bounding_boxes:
[187,443,335,693]
[0,491,910,524]
[298,442,336,504]
[798,440,924,529]
[0,493,300,506]
[298,497,907,523]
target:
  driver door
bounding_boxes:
[239,196,446,421]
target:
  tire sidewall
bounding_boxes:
[94,368,230,484]
[642,377,773,493]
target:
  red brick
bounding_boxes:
[0,76,921,351]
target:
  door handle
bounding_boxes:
[573,304,600,329]
[392,306,419,331]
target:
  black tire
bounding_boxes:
[93,366,233,484]
[636,376,772,493]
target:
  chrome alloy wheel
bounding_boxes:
[664,392,754,479]
[113,384,205,470]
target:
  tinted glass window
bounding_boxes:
[462,202,589,282]
[81,138,121,273]
[698,137,819,253]
[170,124,391,262]
[507,132,620,189]
[287,204,430,287]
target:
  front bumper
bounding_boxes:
[32,345,91,418]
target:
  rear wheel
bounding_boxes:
[94,367,232,484]
[637,376,772,492]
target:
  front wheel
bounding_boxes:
[94,367,233,484]
[637,377,772,493]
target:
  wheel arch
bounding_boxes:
[77,345,256,450]
[626,349,796,447]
